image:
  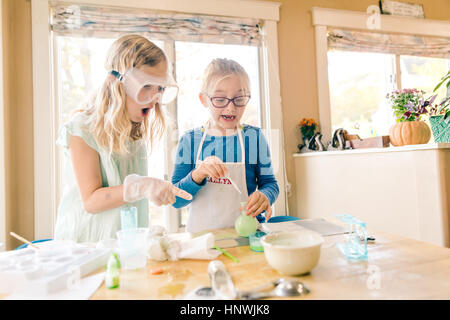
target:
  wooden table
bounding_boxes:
[91,229,450,300]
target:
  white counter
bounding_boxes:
[292,142,450,247]
[293,142,450,157]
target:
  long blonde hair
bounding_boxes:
[80,34,167,155]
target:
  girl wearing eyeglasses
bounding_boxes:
[172,58,279,233]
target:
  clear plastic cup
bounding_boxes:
[249,230,266,252]
[120,206,138,230]
[116,228,149,270]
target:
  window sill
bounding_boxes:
[292,142,450,158]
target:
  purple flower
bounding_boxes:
[429,94,437,105]
[418,107,427,115]
[403,111,412,120]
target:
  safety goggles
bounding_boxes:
[110,67,179,105]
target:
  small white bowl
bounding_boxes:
[260,230,324,276]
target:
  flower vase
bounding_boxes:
[430,115,450,143]
[389,121,431,146]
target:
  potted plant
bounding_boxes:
[428,71,450,143]
[386,88,432,146]
[298,118,318,151]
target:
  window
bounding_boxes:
[56,37,117,125]
[400,55,450,105]
[312,7,450,142]
[326,28,449,138]
[328,51,396,137]
[327,50,449,138]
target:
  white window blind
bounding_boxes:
[328,27,450,59]
[50,4,263,46]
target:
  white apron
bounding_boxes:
[186,123,248,233]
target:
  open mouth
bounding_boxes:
[221,115,236,121]
[141,107,151,117]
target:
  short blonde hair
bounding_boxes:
[200,58,250,96]
[80,34,167,155]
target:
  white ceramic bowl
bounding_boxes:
[260,230,324,276]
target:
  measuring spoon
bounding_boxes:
[240,278,310,300]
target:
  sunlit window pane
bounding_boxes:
[327,50,396,138]
[400,55,450,106]
[56,37,115,124]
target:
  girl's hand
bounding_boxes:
[145,179,193,206]
[123,174,192,206]
[246,191,272,220]
[192,156,228,184]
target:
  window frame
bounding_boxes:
[311,7,450,143]
[0,3,6,248]
[31,0,285,237]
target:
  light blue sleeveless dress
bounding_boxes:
[54,112,149,243]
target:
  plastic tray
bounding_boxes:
[0,240,110,295]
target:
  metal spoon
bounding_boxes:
[208,260,238,299]
[239,278,310,300]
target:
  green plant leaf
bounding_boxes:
[433,71,450,92]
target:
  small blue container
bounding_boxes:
[249,231,266,252]
[267,216,300,223]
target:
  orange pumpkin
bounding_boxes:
[389,121,431,146]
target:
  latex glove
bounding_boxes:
[192,156,228,184]
[123,174,192,205]
[147,236,169,261]
[246,190,272,220]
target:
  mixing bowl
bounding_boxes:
[260,230,324,276]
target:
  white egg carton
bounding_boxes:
[0,240,110,295]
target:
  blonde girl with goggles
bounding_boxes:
[54,34,191,243]
[109,66,178,106]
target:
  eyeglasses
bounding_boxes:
[207,95,251,108]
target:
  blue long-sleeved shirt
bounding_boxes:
[171,125,279,221]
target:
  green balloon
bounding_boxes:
[235,213,258,237]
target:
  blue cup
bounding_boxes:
[249,230,266,252]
